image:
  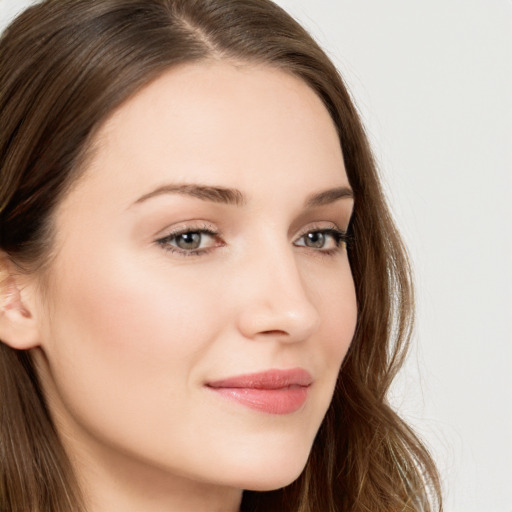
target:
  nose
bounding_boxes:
[235,245,321,343]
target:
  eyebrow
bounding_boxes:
[132,184,245,207]
[131,183,353,208]
[305,186,353,207]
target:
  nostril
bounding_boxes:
[260,329,288,336]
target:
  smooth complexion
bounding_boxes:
[24,61,357,512]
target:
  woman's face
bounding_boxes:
[32,61,357,502]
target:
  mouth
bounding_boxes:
[205,368,312,415]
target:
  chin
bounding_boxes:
[242,467,306,493]
[219,448,311,492]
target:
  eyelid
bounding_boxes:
[156,221,218,238]
[293,221,345,240]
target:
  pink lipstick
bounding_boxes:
[206,368,312,415]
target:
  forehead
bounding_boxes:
[65,61,348,212]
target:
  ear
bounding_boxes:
[0,256,41,350]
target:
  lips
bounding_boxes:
[206,368,312,415]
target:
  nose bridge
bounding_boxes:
[235,235,320,341]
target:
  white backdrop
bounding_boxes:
[1,1,511,511]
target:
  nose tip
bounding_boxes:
[237,300,320,342]
[236,264,321,343]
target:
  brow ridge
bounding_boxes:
[305,186,354,207]
[133,183,245,207]
[132,183,353,208]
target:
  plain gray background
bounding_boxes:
[1,0,511,510]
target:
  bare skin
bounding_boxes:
[1,61,356,511]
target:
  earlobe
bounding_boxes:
[0,263,41,350]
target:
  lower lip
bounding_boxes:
[208,386,309,415]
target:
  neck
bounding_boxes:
[62,425,242,512]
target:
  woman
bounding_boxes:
[0,1,442,511]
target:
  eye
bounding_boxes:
[294,228,347,253]
[156,227,221,256]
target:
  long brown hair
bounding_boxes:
[0,1,442,511]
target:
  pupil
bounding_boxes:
[177,232,201,250]
[306,232,325,248]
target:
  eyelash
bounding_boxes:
[298,227,349,257]
[155,224,350,258]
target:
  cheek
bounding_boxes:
[52,237,225,348]
[41,250,223,440]
[297,260,357,420]
[314,267,357,416]
[316,263,357,362]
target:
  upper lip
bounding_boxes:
[206,368,313,390]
